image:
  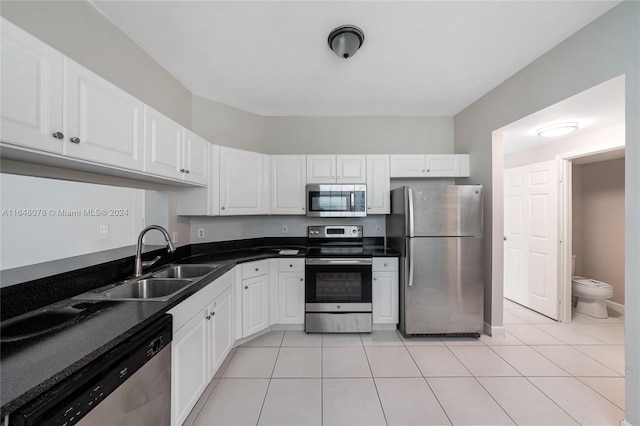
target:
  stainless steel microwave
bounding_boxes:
[306,184,367,217]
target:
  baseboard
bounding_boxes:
[483,322,506,337]
[271,324,304,331]
[606,300,625,315]
[373,324,398,331]
[620,420,635,426]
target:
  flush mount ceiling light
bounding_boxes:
[328,25,365,59]
[536,122,579,138]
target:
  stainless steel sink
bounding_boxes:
[103,278,193,300]
[152,264,221,279]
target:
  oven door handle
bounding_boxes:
[305,258,372,266]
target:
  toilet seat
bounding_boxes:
[571,276,613,319]
[572,277,613,290]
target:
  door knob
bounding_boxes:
[69,137,80,144]
[52,132,64,139]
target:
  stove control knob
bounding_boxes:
[336,305,341,309]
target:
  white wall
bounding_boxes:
[454,3,639,424]
[0,174,140,270]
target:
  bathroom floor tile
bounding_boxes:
[322,346,371,378]
[222,347,279,378]
[489,345,569,376]
[375,378,450,425]
[529,377,625,425]
[408,346,471,377]
[322,378,386,426]
[578,377,626,410]
[478,377,579,425]
[281,330,322,347]
[258,379,322,426]
[272,347,321,378]
[568,323,625,345]
[532,345,620,377]
[365,346,422,377]
[427,377,514,425]
[193,379,269,426]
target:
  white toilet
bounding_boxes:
[572,256,614,319]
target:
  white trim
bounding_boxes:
[484,322,506,337]
[606,300,625,315]
[620,420,635,426]
[373,324,398,331]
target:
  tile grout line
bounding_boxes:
[254,331,285,426]
[360,332,390,426]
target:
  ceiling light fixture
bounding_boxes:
[328,25,364,59]
[536,122,579,138]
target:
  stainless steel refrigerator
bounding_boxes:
[386,185,483,337]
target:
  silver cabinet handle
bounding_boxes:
[206,315,211,320]
[52,132,64,139]
[426,169,431,172]
[221,207,226,210]
[185,170,190,174]
[211,311,215,316]
[300,278,303,282]
[244,286,248,290]
[69,137,80,144]
[421,169,425,173]
[180,168,186,173]
[384,263,388,267]
[255,268,259,271]
[374,277,377,281]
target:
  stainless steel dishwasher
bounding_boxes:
[10,315,172,426]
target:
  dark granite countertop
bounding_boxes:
[0,239,396,416]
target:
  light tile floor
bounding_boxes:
[185,300,625,426]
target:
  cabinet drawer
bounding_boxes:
[278,258,304,272]
[373,257,398,272]
[242,259,270,279]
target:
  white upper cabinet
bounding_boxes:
[1,18,64,153]
[307,155,366,183]
[219,146,269,215]
[177,144,220,216]
[366,155,390,214]
[63,58,144,171]
[144,105,183,178]
[182,130,208,186]
[390,154,469,178]
[270,155,307,215]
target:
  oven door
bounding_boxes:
[305,258,372,312]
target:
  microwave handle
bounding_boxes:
[351,192,355,210]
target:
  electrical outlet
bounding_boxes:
[172,231,179,244]
[197,228,205,239]
[282,225,288,234]
[99,225,109,234]
[376,225,381,233]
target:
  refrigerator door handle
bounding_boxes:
[408,238,415,287]
[407,187,415,237]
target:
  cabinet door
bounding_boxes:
[424,154,460,177]
[366,155,390,214]
[219,147,268,215]
[389,155,426,177]
[306,155,336,183]
[270,155,307,214]
[242,274,270,337]
[172,310,208,426]
[278,272,305,324]
[176,144,219,216]
[372,271,399,324]
[63,58,144,171]
[183,130,208,185]
[209,287,233,378]
[143,105,182,179]
[0,18,63,153]
[336,155,366,183]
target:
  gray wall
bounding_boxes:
[453,2,639,424]
[0,0,192,127]
[263,116,454,154]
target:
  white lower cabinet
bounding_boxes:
[169,269,235,426]
[237,260,270,338]
[277,259,305,324]
[372,258,399,324]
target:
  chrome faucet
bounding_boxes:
[135,225,176,277]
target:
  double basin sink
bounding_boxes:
[74,264,226,302]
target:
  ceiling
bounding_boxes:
[90,1,620,116]
[500,75,625,156]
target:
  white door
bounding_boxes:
[504,160,559,319]
[242,275,270,337]
[306,155,336,183]
[219,147,268,215]
[0,18,64,153]
[366,155,390,214]
[336,155,366,183]
[143,105,183,179]
[183,130,208,186]
[424,154,461,177]
[210,287,233,377]
[389,154,426,177]
[278,272,305,324]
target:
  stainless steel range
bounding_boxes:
[305,225,372,333]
